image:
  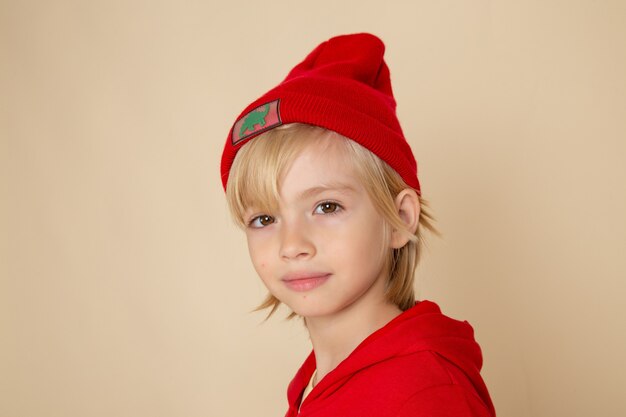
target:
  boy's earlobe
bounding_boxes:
[390,189,421,249]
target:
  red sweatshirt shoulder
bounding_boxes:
[396,384,493,417]
[294,350,492,416]
[288,301,495,417]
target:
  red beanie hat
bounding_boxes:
[220,32,420,194]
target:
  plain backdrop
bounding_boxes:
[3,1,626,416]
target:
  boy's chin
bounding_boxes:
[284,301,341,320]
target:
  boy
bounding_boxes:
[220,33,495,417]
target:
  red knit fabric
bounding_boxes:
[285,301,496,417]
[220,33,421,194]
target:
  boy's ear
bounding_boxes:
[390,189,421,249]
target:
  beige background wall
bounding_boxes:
[3,1,625,416]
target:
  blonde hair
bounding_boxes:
[225,123,438,318]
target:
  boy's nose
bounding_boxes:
[279,221,315,260]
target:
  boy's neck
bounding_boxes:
[304,287,402,385]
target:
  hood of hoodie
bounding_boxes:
[287,300,494,415]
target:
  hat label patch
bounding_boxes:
[232,99,282,146]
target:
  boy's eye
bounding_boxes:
[314,202,341,214]
[249,215,275,228]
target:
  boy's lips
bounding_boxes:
[281,272,331,292]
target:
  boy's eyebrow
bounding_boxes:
[298,183,357,199]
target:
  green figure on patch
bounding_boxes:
[239,104,270,139]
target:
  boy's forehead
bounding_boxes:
[279,139,362,196]
[238,131,368,215]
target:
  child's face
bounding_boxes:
[243,136,392,319]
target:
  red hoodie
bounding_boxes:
[285,300,495,417]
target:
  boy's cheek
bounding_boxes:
[245,234,268,256]
[247,243,274,270]
[250,257,271,281]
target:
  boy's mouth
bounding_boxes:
[281,273,331,292]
